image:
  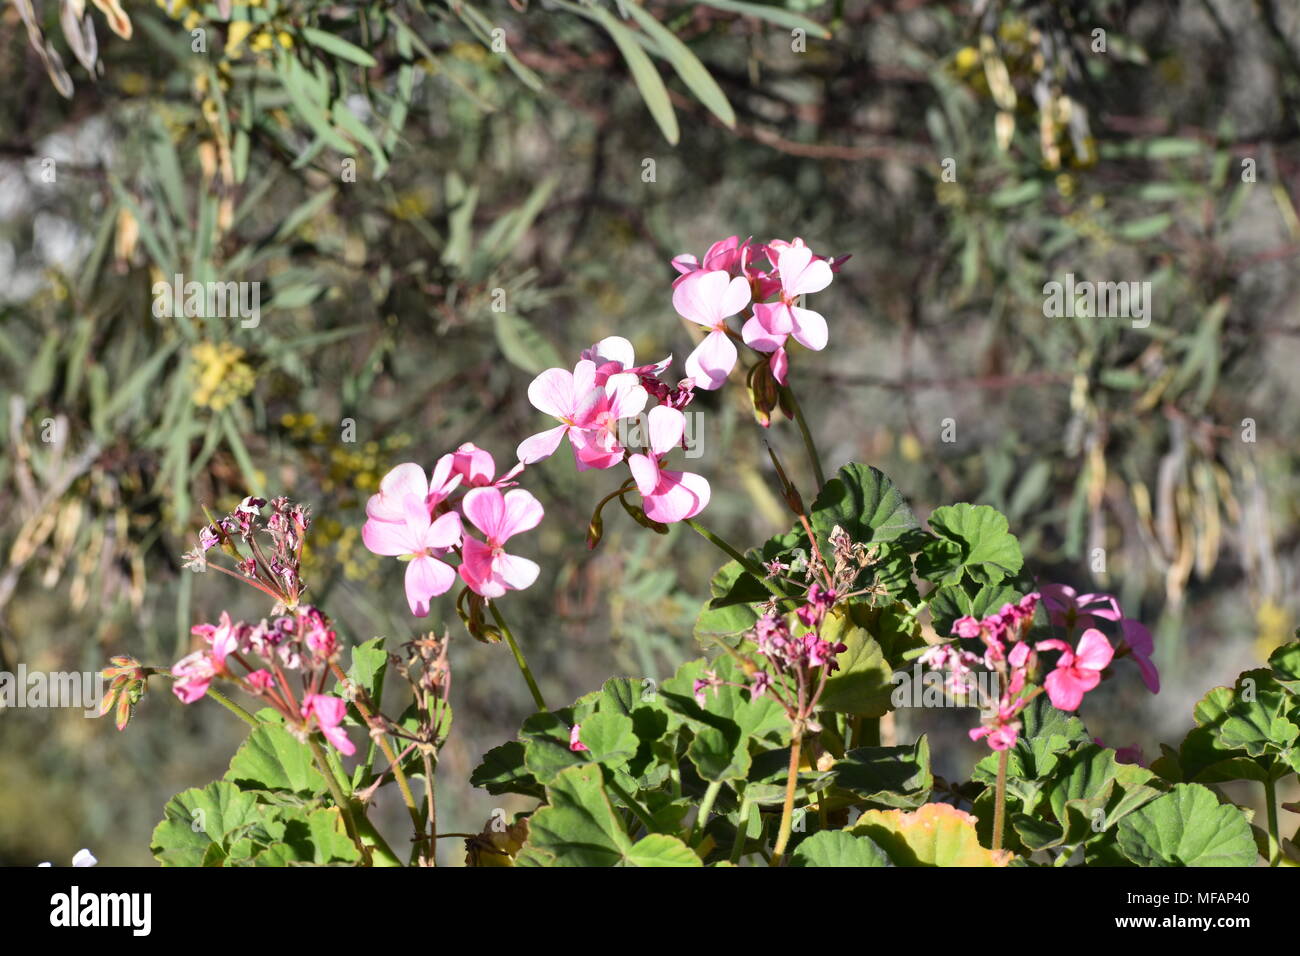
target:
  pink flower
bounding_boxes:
[1038,629,1114,711]
[172,650,218,703]
[627,406,711,524]
[570,372,651,471]
[362,493,463,617]
[671,235,751,283]
[673,269,751,390]
[302,693,355,756]
[970,723,1019,750]
[443,442,522,490]
[365,461,461,524]
[764,237,850,274]
[246,669,275,693]
[569,724,589,753]
[1040,583,1122,632]
[580,336,672,387]
[742,243,833,377]
[459,487,544,599]
[517,361,647,469]
[191,611,240,667]
[1119,618,1160,694]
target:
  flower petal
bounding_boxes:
[685,329,737,391]
[517,424,569,465]
[405,555,455,616]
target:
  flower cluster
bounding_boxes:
[173,496,358,754]
[183,494,311,608]
[361,444,542,615]
[519,335,710,525]
[923,589,1138,751]
[926,594,1046,751]
[696,598,847,733]
[671,236,845,397]
[170,602,356,754]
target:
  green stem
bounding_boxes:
[328,660,424,838]
[992,747,1009,853]
[490,601,547,712]
[309,736,368,863]
[770,732,803,867]
[205,685,259,728]
[783,384,825,490]
[1265,775,1280,867]
[354,814,402,866]
[683,518,776,588]
[607,778,657,834]
[691,779,723,846]
[730,791,753,865]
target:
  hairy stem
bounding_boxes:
[204,685,260,727]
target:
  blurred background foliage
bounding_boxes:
[2,0,1299,863]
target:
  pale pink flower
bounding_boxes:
[627,406,711,523]
[764,237,850,274]
[172,650,218,703]
[362,495,463,617]
[742,243,833,378]
[1119,618,1160,694]
[364,460,461,524]
[1038,629,1114,711]
[459,487,544,599]
[301,693,355,756]
[570,372,650,471]
[517,361,647,469]
[580,335,672,386]
[673,269,751,390]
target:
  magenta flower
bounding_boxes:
[970,723,1019,751]
[673,269,752,390]
[1038,629,1114,711]
[1119,618,1160,693]
[362,492,463,617]
[627,406,711,524]
[1040,583,1122,632]
[742,243,833,381]
[171,650,218,703]
[459,487,544,599]
[301,693,355,756]
[569,724,589,753]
